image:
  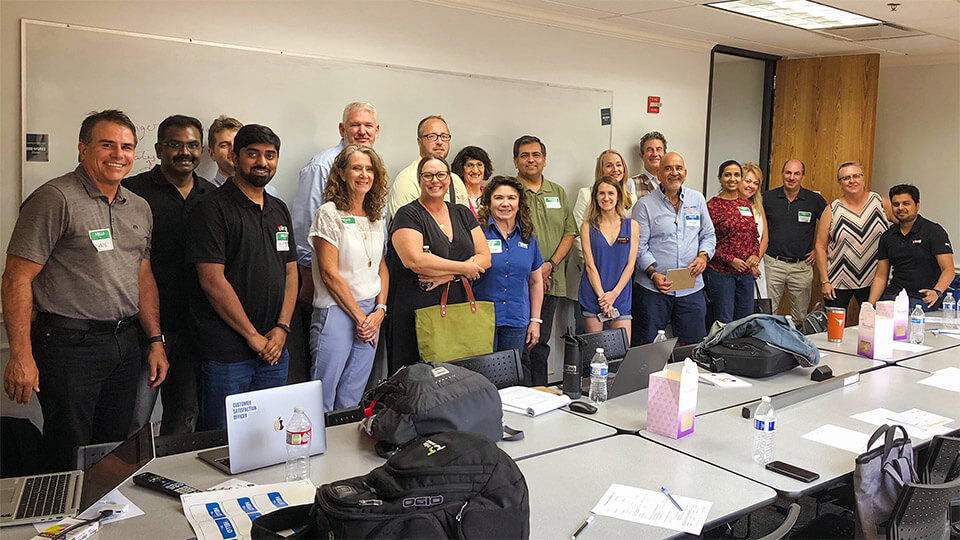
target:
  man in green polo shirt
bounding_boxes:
[513,135,577,386]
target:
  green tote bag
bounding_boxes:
[414,276,495,363]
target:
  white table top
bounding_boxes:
[519,435,777,539]
[807,325,960,363]
[568,353,882,433]
[641,366,960,498]
[4,410,617,539]
[898,346,960,373]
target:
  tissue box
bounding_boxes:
[893,291,909,340]
[646,360,698,438]
[858,302,893,359]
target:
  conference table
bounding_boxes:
[898,345,960,373]
[642,366,960,498]
[566,351,882,433]
[807,324,960,363]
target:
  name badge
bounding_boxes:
[738,206,752,217]
[798,211,812,223]
[912,239,922,245]
[88,229,114,252]
[544,196,561,209]
[276,226,290,251]
[487,239,502,253]
[340,216,357,228]
[616,236,629,244]
[684,214,700,227]
[518,241,529,249]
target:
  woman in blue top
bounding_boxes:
[472,176,544,355]
[578,176,639,343]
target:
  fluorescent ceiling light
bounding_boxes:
[707,0,881,30]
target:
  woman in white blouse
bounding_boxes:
[309,145,389,412]
[739,162,768,295]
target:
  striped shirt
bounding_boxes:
[826,192,888,289]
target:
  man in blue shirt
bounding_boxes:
[632,152,716,344]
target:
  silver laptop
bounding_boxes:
[198,380,326,474]
[0,423,154,527]
[606,338,678,399]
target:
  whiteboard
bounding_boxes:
[22,20,612,204]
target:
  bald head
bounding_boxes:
[658,152,687,195]
[781,159,805,192]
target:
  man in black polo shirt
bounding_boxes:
[762,159,827,324]
[186,124,297,430]
[124,114,215,435]
[869,184,954,311]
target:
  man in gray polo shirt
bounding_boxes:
[2,109,168,472]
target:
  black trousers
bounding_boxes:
[522,294,559,386]
[33,320,140,472]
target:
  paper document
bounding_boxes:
[499,386,571,416]
[802,424,880,454]
[182,480,315,540]
[591,483,712,535]
[33,489,143,532]
[890,341,931,353]
[851,408,954,440]
[698,372,751,388]
[918,367,960,393]
[665,268,695,292]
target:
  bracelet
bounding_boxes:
[375,303,387,314]
[274,322,291,334]
[933,289,943,298]
[821,280,830,285]
[530,318,543,324]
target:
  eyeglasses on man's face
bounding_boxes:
[420,133,451,142]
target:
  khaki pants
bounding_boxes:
[764,255,814,324]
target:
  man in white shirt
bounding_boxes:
[386,115,468,221]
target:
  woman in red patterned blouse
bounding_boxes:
[705,160,760,323]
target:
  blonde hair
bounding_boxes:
[741,162,765,218]
[584,176,627,229]
[593,149,633,208]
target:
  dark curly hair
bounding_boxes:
[476,176,535,242]
[451,146,493,182]
[322,145,388,222]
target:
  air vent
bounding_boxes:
[817,22,925,41]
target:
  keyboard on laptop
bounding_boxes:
[16,474,70,519]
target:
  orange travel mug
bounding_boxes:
[827,307,846,342]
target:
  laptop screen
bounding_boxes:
[79,424,154,511]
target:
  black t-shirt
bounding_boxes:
[762,186,827,260]
[876,214,953,299]
[122,166,215,331]
[185,180,296,362]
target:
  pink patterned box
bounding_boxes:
[893,290,909,341]
[646,359,699,439]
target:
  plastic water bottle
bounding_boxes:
[284,406,312,481]
[588,348,608,404]
[942,292,957,329]
[909,304,925,345]
[785,315,795,330]
[653,330,668,343]
[752,396,776,465]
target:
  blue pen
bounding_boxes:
[660,486,683,512]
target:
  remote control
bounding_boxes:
[133,472,203,497]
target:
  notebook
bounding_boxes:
[0,423,154,527]
[198,380,326,474]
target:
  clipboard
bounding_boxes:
[665,268,696,291]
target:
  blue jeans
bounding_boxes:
[494,325,527,356]
[705,269,755,323]
[198,350,289,430]
[636,286,707,344]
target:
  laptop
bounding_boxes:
[0,423,154,527]
[605,338,678,399]
[198,380,326,474]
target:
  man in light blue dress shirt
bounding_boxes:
[632,152,716,344]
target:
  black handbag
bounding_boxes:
[803,303,828,334]
[754,280,773,314]
[251,430,531,540]
[693,336,798,378]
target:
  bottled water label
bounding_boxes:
[910,316,923,325]
[754,418,775,431]
[286,429,311,445]
[591,363,607,377]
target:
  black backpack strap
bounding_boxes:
[250,502,328,539]
[502,424,524,441]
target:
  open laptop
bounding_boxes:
[0,423,154,527]
[198,380,326,474]
[605,338,679,399]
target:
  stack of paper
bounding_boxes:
[918,367,960,393]
[499,386,571,416]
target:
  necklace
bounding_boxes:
[351,212,373,268]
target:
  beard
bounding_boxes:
[237,167,274,187]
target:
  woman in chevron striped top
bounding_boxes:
[814,161,894,310]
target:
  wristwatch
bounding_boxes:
[547,259,559,273]
[147,334,165,345]
[375,303,388,314]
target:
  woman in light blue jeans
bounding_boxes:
[308,145,389,412]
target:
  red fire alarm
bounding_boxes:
[647,96,661,114]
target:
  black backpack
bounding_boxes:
[251,430,530,539]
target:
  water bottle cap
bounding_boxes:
[761,396,771,403]
[596,348,603,353]
[293,405,304,413]
[658,330,665,334]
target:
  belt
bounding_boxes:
[771,255,803,264]
[36,312,137,334]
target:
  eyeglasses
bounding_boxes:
[419,171,450,181]
[839,173,864,182]
[163,141,202,151]
[420,133,451,142]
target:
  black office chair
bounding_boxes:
[886,475,960,540]
[755,502,801,540]
[575,328,629,361]
[448,349,522,389]
[922,434,960,484]
[74,429,228,470]
[1,416,43,478]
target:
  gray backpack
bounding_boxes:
[854,424,918,539]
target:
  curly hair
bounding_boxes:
[584,176,627,229]
[594,149,633,207]
[476,175,535,242]
[322,145,389,222]
[451,146,493,182]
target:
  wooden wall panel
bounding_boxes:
[768,54,880,317]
